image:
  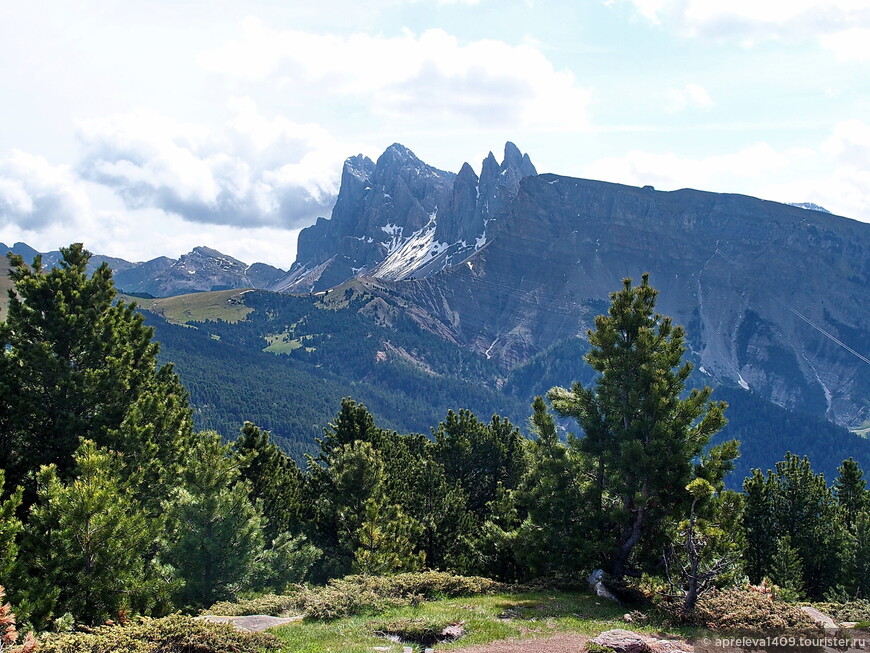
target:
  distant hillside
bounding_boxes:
[0,241,287,298]
[133,286,870,485]
[138,288,529,458]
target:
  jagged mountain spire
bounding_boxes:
[274,142,538,293]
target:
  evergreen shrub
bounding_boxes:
[207,571,504,619]
[690,589,819,632]
[37,615,280,653]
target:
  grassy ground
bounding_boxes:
[144,289,254,324]
[264,331,304,354]
[270,590,687,653]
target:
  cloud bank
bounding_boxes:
[76,100,346,230]
[198,21,592,131]
[0,151,91,230]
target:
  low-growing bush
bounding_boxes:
[370,617,453,646]
[691,589,820,632]
[207,593,302,618]
[37,614,281,653]
[815,599,870,623]
[207,571,504,620]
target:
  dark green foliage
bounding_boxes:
[36,614,281,653]
[516,397,597,576]
[234,422,303,543]
[163,433,264,609]
[743,453,852,599]
[433,410,527,518]
[769,535,804,600]
[835,457,868,531]
[22,441,161,628]
[548,275,731,579]
[0,470,23,590]
[0,244,193,504]
[854,511,870,597]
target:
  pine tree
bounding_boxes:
[163,433,265,610]
[23,440,158,627]
[234,422,303,543]
[0,244,193,503]
[353,498,424,575]
[743,453,851,599]
[770,535,804,601]
[0,471,22,585]
[853,511,870,597]
[517,397,598,576]
[433,409,527,517]
[834,457,867,532]
[742,468,778,583]
[548,275,730,579]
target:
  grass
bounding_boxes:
[145,289,255,324]
[264,331,304,354]
[270,590,682,653]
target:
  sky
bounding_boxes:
[1,0,870,268]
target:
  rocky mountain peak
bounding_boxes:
[273,142,537,292]
[378,142,420,168]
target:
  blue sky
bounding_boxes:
[1,0,869,267]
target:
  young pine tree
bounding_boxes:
[770,535,805,601]
[853,511,870,597]
[23,440,159,628]
[0,471,22,588]
[548,274,730,579]
[743,453,851,599]
[516,397,599,577]
[164,433,265,610]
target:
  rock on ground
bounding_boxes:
[197,614,302,632]
[800,606,839,629]
[591,629,693,653]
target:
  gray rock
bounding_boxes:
[588,569,620,604]
[800,606,838,629]
[198,614,302,632]
[592,629,692,653]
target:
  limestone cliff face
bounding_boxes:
[358,175,870,428]
[272,142,537,292]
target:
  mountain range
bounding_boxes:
[0,242,287,298]
[265,142,870,432]
[3,141,870,477]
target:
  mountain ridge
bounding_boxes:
[275,144,870,431]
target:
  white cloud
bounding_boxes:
[610,0,870,45]
[583,121,870,223]
[583,142,791,192]
[664,83,715,113]
[0,151,91,230]
[819,28,870,61]
[76,101,352,229]
[198,21,592,131]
